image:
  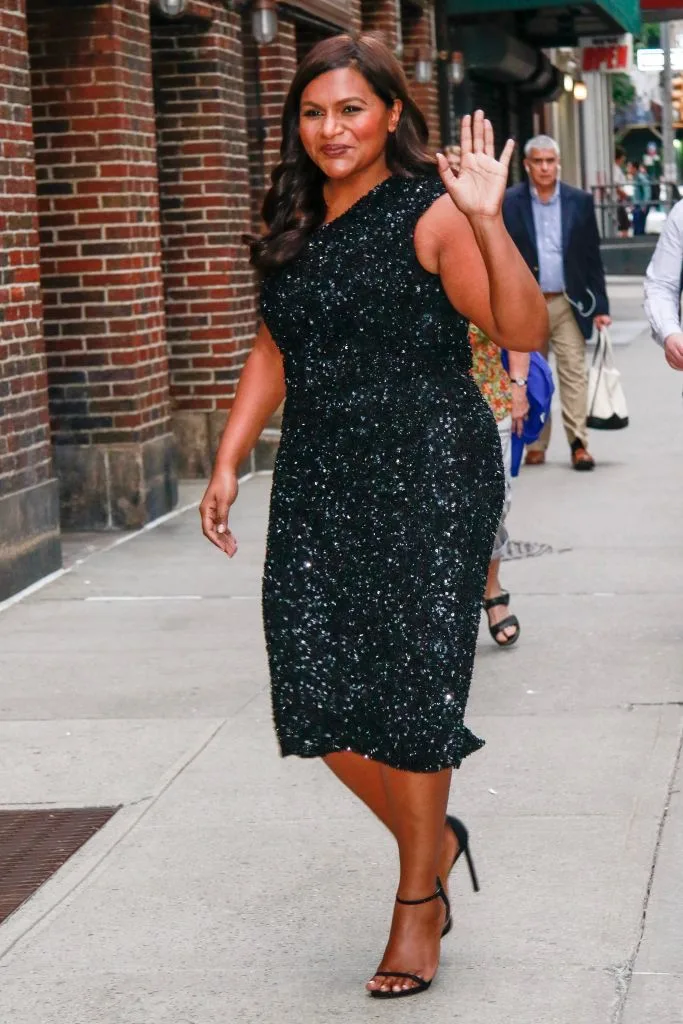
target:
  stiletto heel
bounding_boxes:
[463,845,480,893]
[446,815,480,892]
[369,878,450,999]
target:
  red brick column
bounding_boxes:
[26,0,176,529]
[0,0,61,599]
[402,2,441,149]
[361,0,400,52]
[256,18,298,184]
[242,14,300,242]
[152,5,257,476]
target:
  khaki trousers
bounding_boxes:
[528,294,588,452]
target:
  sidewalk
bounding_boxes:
[0,279,681,1024]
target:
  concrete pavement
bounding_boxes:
[0,278,681,1023]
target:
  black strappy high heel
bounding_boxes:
[482,590,520,647]
[445,815,480,895]
[369,878,450,999]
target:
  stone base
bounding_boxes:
[0,479,62,601]
[53,434,178,530]
[173,410,282,478]
[254,428,281,472]
[600,238,657,276]
[172,410,227,478]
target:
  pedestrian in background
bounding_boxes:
[444,143,461,176]
[644,140,662,208]
[632,162,651,237]
[613,146,630,238]
[503,134,611,471]
[199,33,548,1000]
[469,324,529,647]
[644,198,683,370]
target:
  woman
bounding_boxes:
[469,324,530,647]
[200,34,547,998]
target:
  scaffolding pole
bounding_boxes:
[662,21,675,186]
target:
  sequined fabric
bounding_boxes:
[260,175,504,772]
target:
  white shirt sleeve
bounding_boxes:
[644,200,683,348]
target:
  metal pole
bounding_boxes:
[662,20,675,205]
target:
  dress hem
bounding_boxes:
[277,737,485,774]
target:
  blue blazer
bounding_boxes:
[502,181,609,339]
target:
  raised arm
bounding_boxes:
[199,322,285,555]
[644,200,683,370]
[415,112,548,353]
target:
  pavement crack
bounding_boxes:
[610,720,683,1024]
[627,701,683,709]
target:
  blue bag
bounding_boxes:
[501,350,555,477]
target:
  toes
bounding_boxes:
[367,974,417,993]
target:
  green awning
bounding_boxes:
[446,1,640,37]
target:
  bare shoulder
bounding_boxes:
[414,193,470,273]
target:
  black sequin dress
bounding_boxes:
[260,175,504,772]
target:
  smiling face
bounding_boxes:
[524,147,560,192]
[298,67,401,181]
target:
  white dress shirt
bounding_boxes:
[530,182,565,293]
[644,199,683,348]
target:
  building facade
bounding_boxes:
[0,0,639,600]
[1,0,441,600]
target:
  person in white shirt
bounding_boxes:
[644,199,683,370]
[613,147,630,237]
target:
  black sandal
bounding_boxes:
[482,591,520,648]
[369,878,450,999]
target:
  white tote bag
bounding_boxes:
[587,328,629,430]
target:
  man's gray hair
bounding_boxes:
[524,135,560,158]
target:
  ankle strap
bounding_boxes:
[396,878,444,906]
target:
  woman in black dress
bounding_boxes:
[200,34,547,999]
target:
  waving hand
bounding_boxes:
[436,110,514,219]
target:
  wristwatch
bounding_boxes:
[511,377,528,387]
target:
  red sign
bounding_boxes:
[640,1,683,9]
[580,34,632,73]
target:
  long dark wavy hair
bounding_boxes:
[250,33,434,273]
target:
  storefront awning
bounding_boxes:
[641,0,683,22]
[446,1,640,38]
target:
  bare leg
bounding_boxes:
[324,751,458,891]
[365,765,452,994]
[483,557,517,641]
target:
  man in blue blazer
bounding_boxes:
[502,135,611,470]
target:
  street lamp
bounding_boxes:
[155,0,187,16]
[414,47,434,85]
[573,80,588,102]
[447,52,465,86]
[251,0,278,44]
[564,73,574,93]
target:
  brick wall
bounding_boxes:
[26,0,176,528]
[151,4,257,476]
[0,2,50,501]
[0,0,60,599]
[254,18,298,185]
[361,0,400,52]
[402,1,441,149]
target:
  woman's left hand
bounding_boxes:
[436,110,515,220]
[511,385,529,438]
